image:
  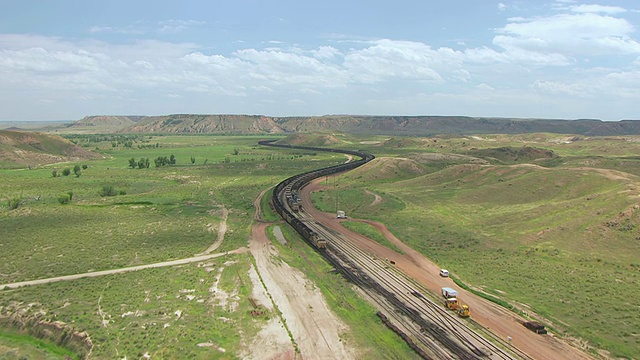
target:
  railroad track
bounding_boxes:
[263,140,532,360]
[305,215,523,359]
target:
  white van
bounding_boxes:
[439,269,449,277]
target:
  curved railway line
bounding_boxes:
[259,140,533,359]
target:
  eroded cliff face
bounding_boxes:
[0,309,93,359]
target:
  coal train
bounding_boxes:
[259,139,375,250]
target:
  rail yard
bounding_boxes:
[261,140,533,359]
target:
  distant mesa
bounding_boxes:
[61,114,640,136]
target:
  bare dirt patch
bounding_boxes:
[249,222,357,359]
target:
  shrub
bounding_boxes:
[8,198,22,210]
[99,185,117,197]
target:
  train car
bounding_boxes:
[261,139,373,253]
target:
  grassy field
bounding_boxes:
[310,133,640,359]
[1,257,260,359]
[0,135,345,282]
[2,132,640,358]
[0,135,356,358]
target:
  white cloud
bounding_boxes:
[157,20,205,34]
[234,48,347,86]
[498,3,507,11]
[496,12,640,56]
[343,39,461,83]
[570,4,627,14]
[476,83,495,91]
[311,46,341,59]
[89,25,145,35]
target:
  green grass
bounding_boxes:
[0,256,263,359]
[340,221,405,255]
[309,135,640,359]
[0,135,354,358]
[3,133,640,358]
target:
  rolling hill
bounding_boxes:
[0,130,100,168]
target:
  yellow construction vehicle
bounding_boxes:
[457,304,470,317]
[444,298,470,317]
[444,297,459,310]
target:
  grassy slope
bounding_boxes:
[312,134,640,359]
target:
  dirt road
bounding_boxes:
[0,248,248,290]
[301,178,595,360]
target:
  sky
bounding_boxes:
[0,0,639,121]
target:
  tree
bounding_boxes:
[67,191,73,201]
[191,156,196,165]
[51,170,58,177]
[62,168,71,176]
[233,148,240,155]
[137,158,146,169]
[73,165,81,177]
[57,194,70,204]
[170,154,176,165]
[144,158,150,168]
[82,164,88,169]
[128,158,136,168]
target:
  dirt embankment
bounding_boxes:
[0,312,93,359]
[247,190,358,360]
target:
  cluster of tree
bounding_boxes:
[57,191,74,204]
[52,164,87,178]
[64,134,144,147]
[154,155,176,167]
[129,155,177,168]
[129,157,150,169]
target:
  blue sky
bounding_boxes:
[1,0,639,121]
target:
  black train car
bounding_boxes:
[261,139,374,252]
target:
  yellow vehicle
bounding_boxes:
[457,304,470,317]
[444,298,470,317]
[445,297,460,310]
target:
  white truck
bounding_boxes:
[336,210,347,219]
[442,287,458,299]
